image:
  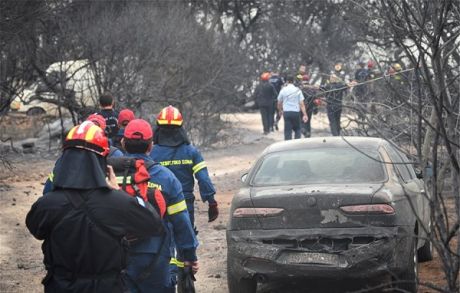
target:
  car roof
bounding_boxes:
[262,136,388,155]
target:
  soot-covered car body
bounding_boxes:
[226,137,431,293]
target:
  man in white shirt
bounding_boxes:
[277,75,308,140]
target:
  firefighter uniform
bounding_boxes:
[150,143,216,227]
[26,122,163,293]
[121,120,198,293]
[122,153,198,293]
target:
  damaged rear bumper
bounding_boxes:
[226,226,412,281]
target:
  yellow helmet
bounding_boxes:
[393,63,402,71]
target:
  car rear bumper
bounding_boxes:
[226,226,412,281]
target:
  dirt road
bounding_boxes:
[0,113,448,292]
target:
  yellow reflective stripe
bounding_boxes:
[66,126,77,139]
[156,119,182,126]
[167,200,187,215]
[85,125,99,141]
[116,176,132,184]
[48,172,54,182]
[170,258,184,268]
[192,161,207,174]
[160,109,167,120]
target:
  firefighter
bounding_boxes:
[43,114,123,194]
[151,106,217,289]
[151,106,218,230]
[113,108,136,151]
[26,121,163,293]
[121,119,199,293]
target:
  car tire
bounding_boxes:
[27,107,46,116]
[418,221,433,262]
[227,260,257,293]
[393,236,418,293]
[418,238,433,262]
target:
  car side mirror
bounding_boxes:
[241,173,248,183]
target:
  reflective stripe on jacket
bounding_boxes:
[150,143,216,202]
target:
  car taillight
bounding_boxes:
[233,207,284,218]
[340,204,395,214]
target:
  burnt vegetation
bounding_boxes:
[0,0,459,291]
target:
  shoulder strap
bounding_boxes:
[144,160,158,171]
[64,190,119,241]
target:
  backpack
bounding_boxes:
[107,157,166,218]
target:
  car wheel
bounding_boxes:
[418,222,433,262]
[417,239,433,262]
[27,107,46,116]
[393,236,418,292]
[227,260,257,293]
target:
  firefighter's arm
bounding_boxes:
[120,193,164,237]
[192,149,219,222]
[192,149,216,203]
[167,180,198,261]
[169,208,198,261]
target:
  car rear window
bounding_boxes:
[252,147,386,186]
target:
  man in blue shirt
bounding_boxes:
[122,119,198,293]
[277,76,308,140]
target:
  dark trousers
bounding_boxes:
[260,104,274,133]
[327,107,342,136]
[301,107,314,138]
[272,100,279,128]
[283,111,301,140]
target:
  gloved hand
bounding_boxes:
[208,202,219,222]
[183,261,199,275]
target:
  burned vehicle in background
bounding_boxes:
[226,137,432,293]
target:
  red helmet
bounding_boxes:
[63,121,109,156]
[157,105,183,126]
[86,113,106,130]
[260,72,271,81]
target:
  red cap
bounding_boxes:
[367,60,374,69]
[124,119,153,140]
[118,109,135,126]
[86,114,106,130]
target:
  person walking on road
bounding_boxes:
[26,121,163,293]
[121,119,199,293]
[277,75,308,140]
[322,74,347,136]
[151,106,217,289]
[254,72,278,134]
[97,93,119,140]
[269,71,284,131]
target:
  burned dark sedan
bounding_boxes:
[227,137,432,293]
